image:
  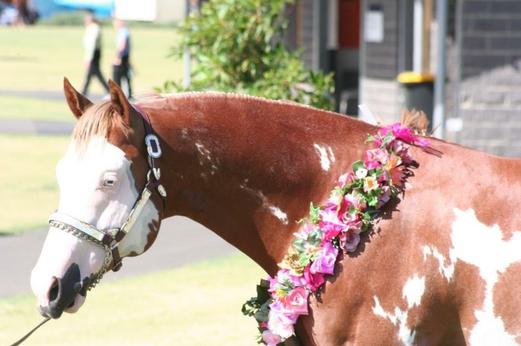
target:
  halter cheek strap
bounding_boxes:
[47,104,166,292]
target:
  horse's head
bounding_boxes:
[31,78,164,318]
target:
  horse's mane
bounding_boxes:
[72,101,129,150]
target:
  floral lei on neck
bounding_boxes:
[242,123,429,345]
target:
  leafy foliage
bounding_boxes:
[160,0,334,110]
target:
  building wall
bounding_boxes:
[458,0,521,157]
[359,0,402,123]
[300,0,315,68]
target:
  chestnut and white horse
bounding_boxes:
[31,79,521,345]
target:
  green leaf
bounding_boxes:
[309,202,321,224]
[352,160,365,172]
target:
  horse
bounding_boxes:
[30,78,521,345]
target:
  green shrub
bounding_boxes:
[160,0,334,110]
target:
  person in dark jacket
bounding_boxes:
[112,18,132,99]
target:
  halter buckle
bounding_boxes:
[145,134,162,159]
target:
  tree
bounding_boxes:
[160,0,334,110]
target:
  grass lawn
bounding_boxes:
[0,134,69,234]
[0,95,72,122]
[0,254,265,346]
[0,25,182,95]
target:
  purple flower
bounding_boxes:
[310,242,338,275]
[344,232,361,253]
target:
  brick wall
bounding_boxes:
[458,0,521,157]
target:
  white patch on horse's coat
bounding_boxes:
[268,206,289,224]
[313,144,335,172]
[195,142,219,175]
[372,296,416,346]
[422,245,455,280]
[371,275,425,345]
[31,136,159,311]
[239,183,289,225]
[402,275,425,309]
[181,128,190,139]
[450,209,521,346]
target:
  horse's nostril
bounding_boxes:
[48,277,59,302]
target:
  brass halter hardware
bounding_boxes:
[47,105,166,292]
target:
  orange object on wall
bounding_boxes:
[339,0,360,49]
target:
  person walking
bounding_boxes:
[112,18,132,99]
[81,12,109,96]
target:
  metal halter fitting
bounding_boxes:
[47,105,166,292]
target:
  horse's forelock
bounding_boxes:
[72,101,130,151]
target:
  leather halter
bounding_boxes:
[47,104,167,292]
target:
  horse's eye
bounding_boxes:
[103,179,116,187]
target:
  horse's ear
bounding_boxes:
[108,79,131,125]
[63,77,93,119]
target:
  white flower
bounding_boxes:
[267,310,295,340]
[355,167,368,179]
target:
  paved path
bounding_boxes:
[0,217,236,298]
[0,118,73,135]
[0,89,104,135]
[0,89,103,101]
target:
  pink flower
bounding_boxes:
[337,172,355,188]
[364,148,388,169]
[344,232,361,252]
[303,265,325,291]
[268,302,298,339]
[319,209,346,241]
[269,270,304,297]
[262,330,282,346]
[282,286,309,316]
[391,123,417,144]
[310,242,338,275]
[345,193,366,210]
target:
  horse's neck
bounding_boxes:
[141,93,375,273]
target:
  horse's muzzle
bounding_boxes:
[39,263,85,319]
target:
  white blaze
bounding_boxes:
[31,136,159,312]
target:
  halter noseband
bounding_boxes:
[47,105,167,293]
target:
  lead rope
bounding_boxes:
[9,317,51,346]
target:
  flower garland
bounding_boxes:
[242,123,429,345]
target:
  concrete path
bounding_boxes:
[0,89,104,135]
[0,217,237,298]
[0,89,103,101]
[0,118,73,135]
